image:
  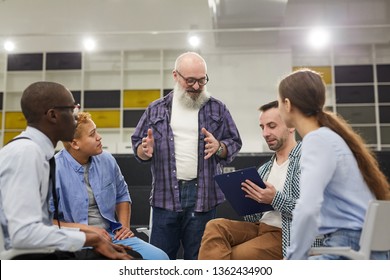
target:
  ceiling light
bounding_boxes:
[188,35,200,48]
[4,41,15,52]
[307,27,330,49]
[83,38,96,51]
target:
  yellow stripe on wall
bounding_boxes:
[5,112,27,129]
[292,66,332,84]
[88,110,120,128]
[123,89,160,108]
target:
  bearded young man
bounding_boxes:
[199,101,298,260]
[198,101,323,260]
[131,52,242,260]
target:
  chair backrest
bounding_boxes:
[0,226,7,254]
[135,207,152,242]
[359,200,390,257]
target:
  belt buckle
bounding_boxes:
[179,179,195,186]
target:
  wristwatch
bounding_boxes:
[216,142,224,157]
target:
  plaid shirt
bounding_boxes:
[244,142,323,257]
[131,91,242,212]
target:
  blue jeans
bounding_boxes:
[110,232,169,260]
[309,229,389,260]
[150,179,216,260]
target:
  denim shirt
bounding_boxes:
[54,149,131,233]
[131,91,242,212]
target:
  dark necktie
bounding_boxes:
[49,157,60,228]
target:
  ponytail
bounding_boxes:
[318,111,390,200]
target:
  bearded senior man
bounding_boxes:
[131,52,242,260]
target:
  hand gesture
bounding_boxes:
[141,128,154,158]
[201,127,220,159]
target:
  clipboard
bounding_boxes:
[215,167,274,216]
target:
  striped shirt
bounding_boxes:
[131,91,242,212]
[244,142,322,257]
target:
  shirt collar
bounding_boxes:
[21,126,55,161]
[59,148,90,173]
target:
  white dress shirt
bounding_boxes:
[0,126,85,251]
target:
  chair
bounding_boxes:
[0,227,56,260]
[136,207,153,242]
[309,200,390,260]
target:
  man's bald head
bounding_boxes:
[21,81,71,125]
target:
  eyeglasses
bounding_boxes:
[176,70,209,86]
[52,104,80,117]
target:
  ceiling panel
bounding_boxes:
[0,0,389,52]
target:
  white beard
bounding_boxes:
[173,83,210,110]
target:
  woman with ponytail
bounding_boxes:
[278,69,390,260]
